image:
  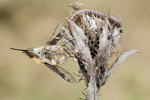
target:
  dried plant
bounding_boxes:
[58,4,140,100]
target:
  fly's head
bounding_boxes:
[10,47,43,64]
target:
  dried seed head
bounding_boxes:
[68,9,122,60]
[61,8,139,90]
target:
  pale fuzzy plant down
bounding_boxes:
[59,7,140,100]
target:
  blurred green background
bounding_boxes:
[0,0,150,100]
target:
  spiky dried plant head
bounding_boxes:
[59,6,140,100]
[61,9,121,83]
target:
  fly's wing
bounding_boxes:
[44,62,76,83]
[44,25,76,83]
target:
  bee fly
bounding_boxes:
[10,26,76,83]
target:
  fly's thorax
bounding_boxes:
[44,45,67,65]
